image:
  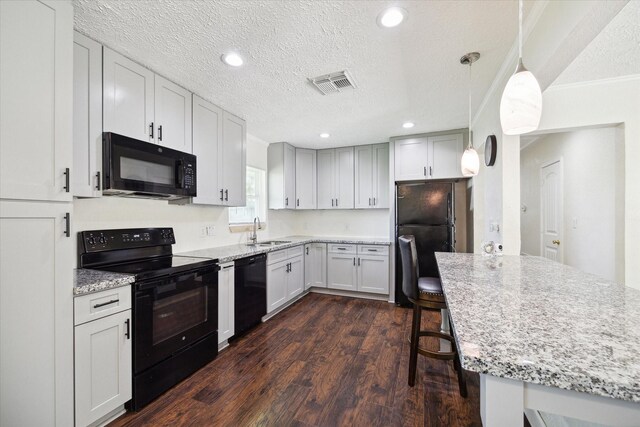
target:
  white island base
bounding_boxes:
[481,374,640,427]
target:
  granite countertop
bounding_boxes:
[435,252,640,403]
[177,235,391,263]
[74,268,135,296]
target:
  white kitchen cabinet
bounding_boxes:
[295,148,317,209]
[0,200,74,427]
[73,31,103,198]
[154,75,192,152]
[327,252,357,291]
[357,251,390,295]
[355,143,389,209]
[218,262,235,344]
[267,246,305,313]
[317,147,354,209]
[0,0,73,202]
[394,132,465,181]
[220,111,246,206]
[103,47,155,143]
[191,95,223,205]
[267,142,296,209]
[327,244,389,295]
[75,308,132,427]
[304,243,327,289]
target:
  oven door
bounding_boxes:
[103,132,196,198]
[133,267,217,374]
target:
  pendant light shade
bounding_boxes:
[461,147,480,177]
[500,0,542,135]
[500,60,542,135]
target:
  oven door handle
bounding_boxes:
[176,160,185,189]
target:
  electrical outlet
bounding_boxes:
[206,226,215,236]
[200,227,207,238]
[572,217,578,229]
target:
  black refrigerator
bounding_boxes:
[395,182,455,307]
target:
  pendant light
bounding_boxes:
[460,52,480,177]
[500,0,542,135]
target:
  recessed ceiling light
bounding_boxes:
[320,133,330,138]
[377,7,407,28]
[403,122,415,129]
[221,52,243,67]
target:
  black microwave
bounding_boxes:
[103,132,196,200]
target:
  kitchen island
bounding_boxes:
[435,253,640,427]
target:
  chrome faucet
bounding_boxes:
[250,217,261,244]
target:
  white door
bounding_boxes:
[75,310,132,427]
[267,260,288,313]
[327,253,357,291]
[357,255,389,294]
[287,256,304,299]
[284,143,296,208]
[317,149,335,209]
[221,111,246,206]
[154,75,192,152]
[218,263,235,343]
[394,138,429,181]
[192,95,222,205]
[335,147,354,209]
[312,243,327,287]
[430,133,463,179]
[295,148,317,209]
[0,201,74,427]
[541,160,563,262]
[73,31,103,198]
[0,0,73,202]
[373,143,390,208]
[103,47,154,142]
[354,145,374,209]
[304,245,314,290]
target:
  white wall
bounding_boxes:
[520,127,620,281]
[293,209,390,238]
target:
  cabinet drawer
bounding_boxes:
[267,249,288,265]
[74,286,132,326]
[287,245,304,258]
[358,245,389,256]
[328,244,357,254]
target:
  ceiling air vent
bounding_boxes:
[308,70,357,95]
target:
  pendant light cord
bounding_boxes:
[518,0,523,59]
[468,60,473,149]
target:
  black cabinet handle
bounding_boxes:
[149,122,154,139]
[225,189,228,201]
[353,258,355,266]
[358,258,361,266]
[306,247,309,255]
[424,166,427,176]
[336,198,339,207]
[63,168,70,192]
[93,299,119,309]
[429,166,432,177]
[95,171,101,190]
[64,213,70,237]
[368,198,371,206]
[220,189,224,201]
[331,199,334,207]
[285,197,288,206]
[125,318,130,339]
[373,197,376,206]
[158,125,163,141]
[296,199,299,207]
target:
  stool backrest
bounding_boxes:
[398,235,418,301]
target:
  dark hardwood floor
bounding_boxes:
[110,293,482,427]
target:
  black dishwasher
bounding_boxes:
[233,253,267,338]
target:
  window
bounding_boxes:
[229,166,266,224]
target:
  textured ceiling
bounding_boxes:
[73,0,529,148]
[554,1,640,85]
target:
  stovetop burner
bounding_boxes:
[96,255,217,281]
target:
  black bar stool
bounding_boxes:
[398,235,467,396]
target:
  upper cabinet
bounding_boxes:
[191,95,222,205]
[0,0,73,202]
[154,75,192,152]
[73,32,103,198]
[103,47,155,143]
[394,132,464,181]
[268,142,296,209]
[317,147,354,209]
[220,111,246,207]
[103,48,193,152]
[354,143,389,209]
[295,148,316,209]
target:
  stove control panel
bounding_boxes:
[80,228,175,252]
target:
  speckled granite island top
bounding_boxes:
[177,235,391,263]
[435,253,640,403]
[74,268,135,296]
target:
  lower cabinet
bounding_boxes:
[267,246,304,313]
[218,262,235,344]
[304,243,327,289]
[327,244,389,295]
[74,287,132,427]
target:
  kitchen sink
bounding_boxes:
[246,240,291,247]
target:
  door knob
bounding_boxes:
[552,240,560,245]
